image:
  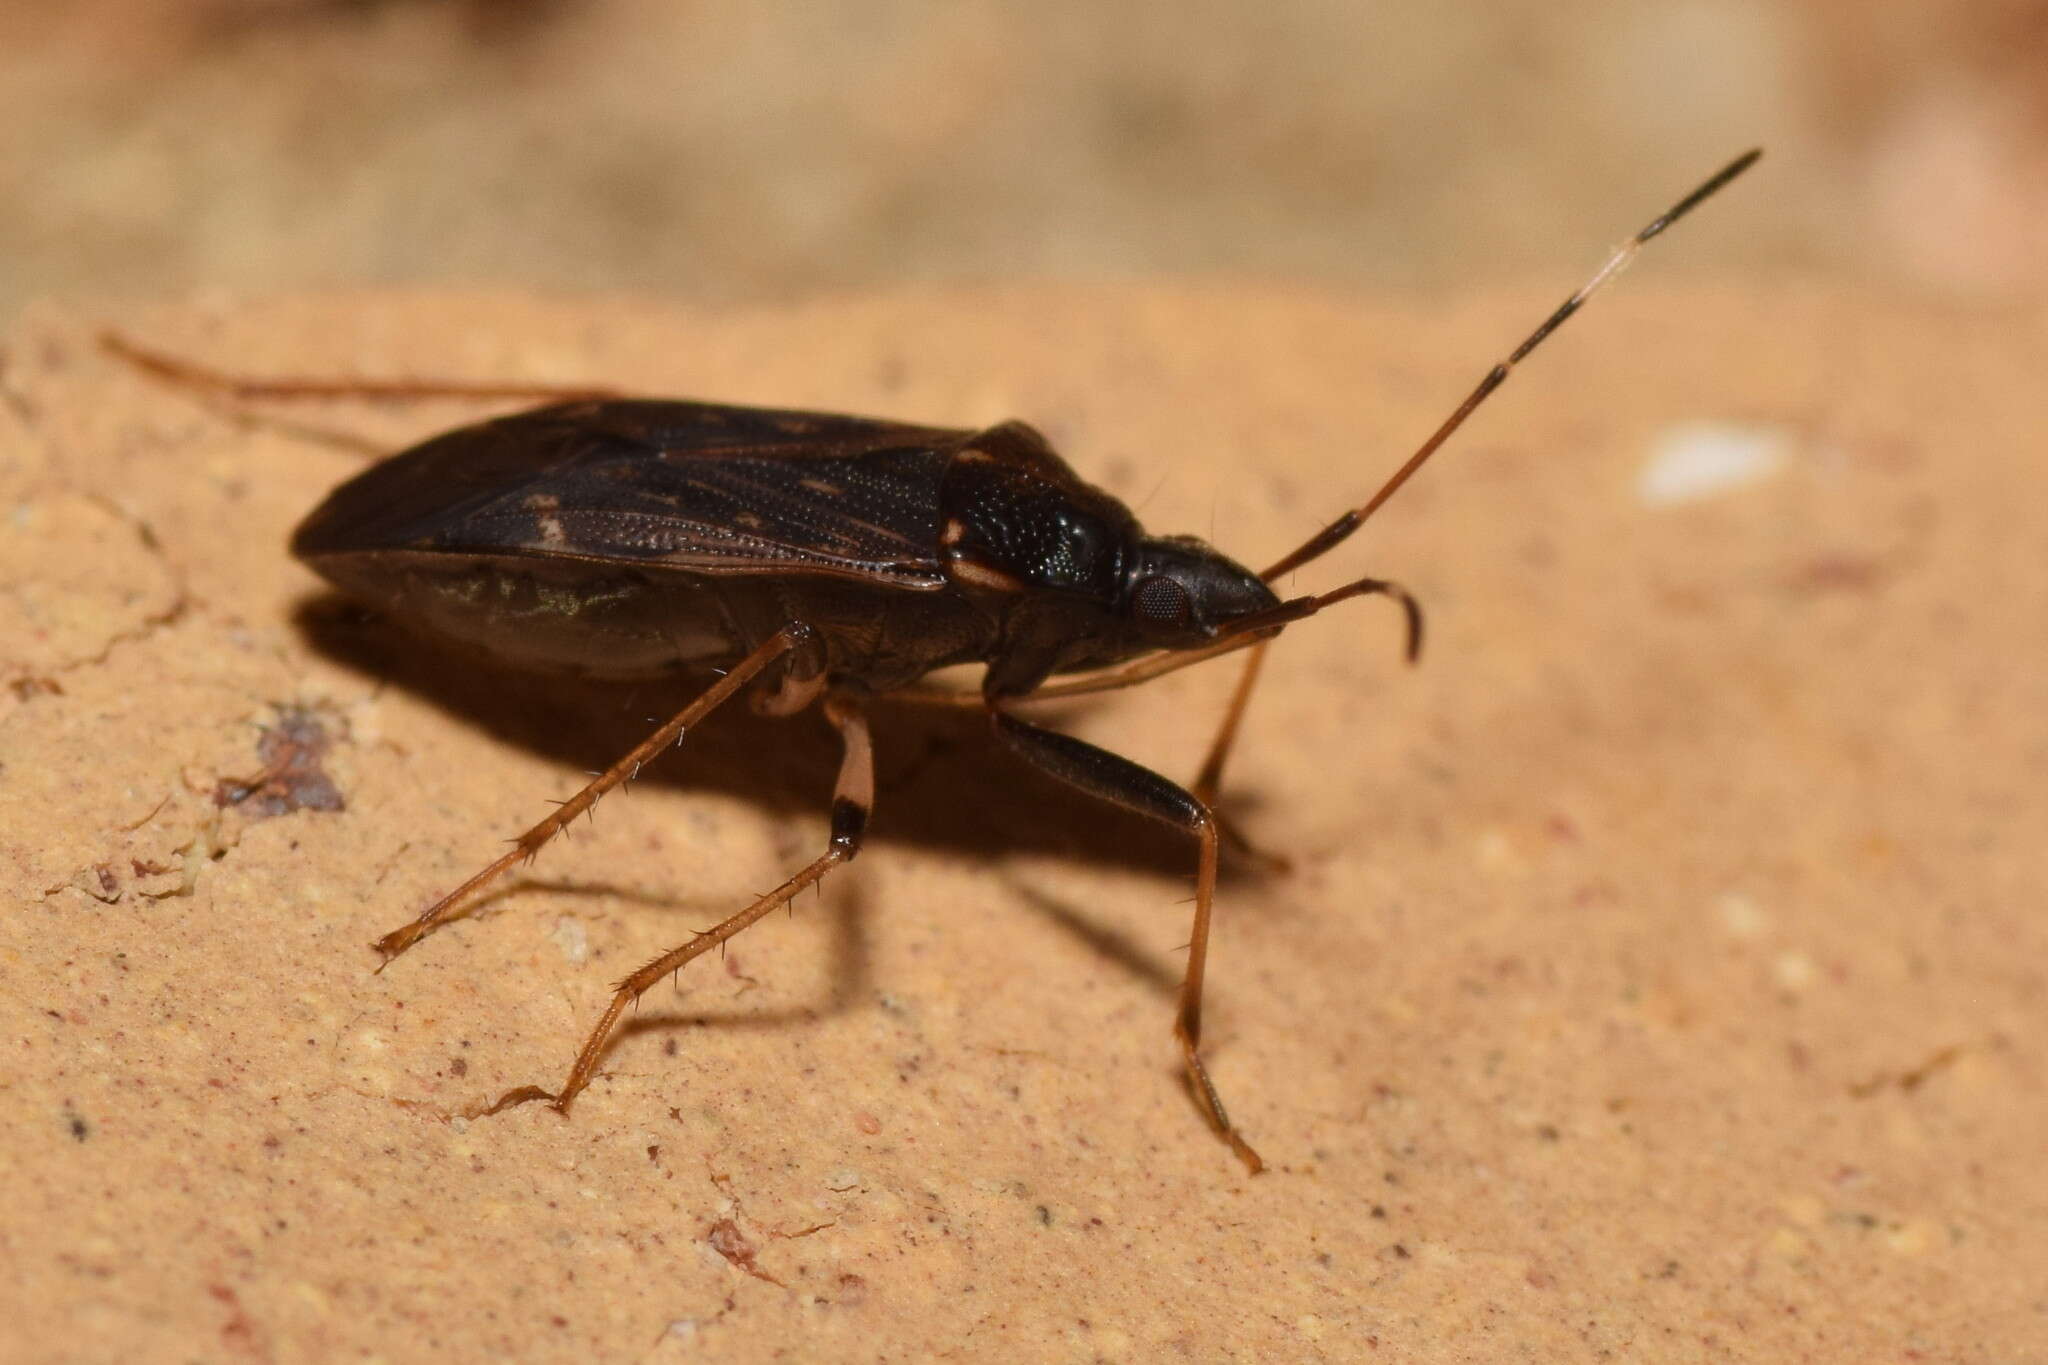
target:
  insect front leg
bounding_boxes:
[373,624,816,961]
[1185,640,1291,874]
[989,710,1264,1175]
[492,692,874,1117]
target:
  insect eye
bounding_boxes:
[1132,574,1195,629]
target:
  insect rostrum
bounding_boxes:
[114,149,1758,1175]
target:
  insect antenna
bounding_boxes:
[959,572,1423,708]
[1219,574,1424,660]
[1178,150,1761,808]
[883,154,1764,716]
[1260,147,1761,583]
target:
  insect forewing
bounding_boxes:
[293,400,975,587]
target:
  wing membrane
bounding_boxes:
[293,399,974,588]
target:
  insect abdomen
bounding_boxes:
[303,550,743,680]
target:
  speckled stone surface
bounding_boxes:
[2,285,2041,1361]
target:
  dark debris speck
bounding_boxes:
[214,706,347,817]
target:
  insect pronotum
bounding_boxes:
[108,148,1759,1173]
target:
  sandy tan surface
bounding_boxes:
[1,284,2042,1361]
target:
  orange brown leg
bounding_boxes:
[493,693,874,1115]
[100,330,624,404]
[1188,640,1290,874]
[990,709,1264,1174]
[373,625,815,961]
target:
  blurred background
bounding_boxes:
[1,0,2043,323]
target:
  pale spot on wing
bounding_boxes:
[948,557,1024,593]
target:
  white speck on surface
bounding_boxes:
[1639,422,1792,506]
[1717,892,1770,940]
[1774,951,1816,991]
[551,916,589,964]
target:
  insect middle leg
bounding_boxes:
[989,710,1264,1175]
[373,624,817,961]
[496,693,874,1115]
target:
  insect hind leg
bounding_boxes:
[100,330,623,406]
[493,692,874,1116]
[372,625,815,963]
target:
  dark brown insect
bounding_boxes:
[109,150,1758,1173]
